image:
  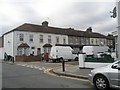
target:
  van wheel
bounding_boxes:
[75,57,78,61]
[94,75,109,90]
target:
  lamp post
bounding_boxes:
[117,1,120,59]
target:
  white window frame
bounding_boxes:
[40,35,43,43]
[29,34,33,42]
[19,34,24,41]
[48,35,51,43]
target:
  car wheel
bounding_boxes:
[94,75,109,90]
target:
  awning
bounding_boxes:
[18,43,30,48]
[43,44,52,47]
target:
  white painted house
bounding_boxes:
[2,21,68,60]
[1,21,115,60]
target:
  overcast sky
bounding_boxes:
[0,0,117,36]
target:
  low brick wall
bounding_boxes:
[15,55,41,62]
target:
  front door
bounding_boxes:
[37,48,41,55]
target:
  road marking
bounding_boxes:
[44,67,89,82]
[38,68,43,70]
[16,63,88,82]
[16,63,46,71]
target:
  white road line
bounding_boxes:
[21,64,28,66]
[34,66,38,69]
[17,64,47,71]
[41,67,46,70]
[38,68,43,70]
[26,65,31,67]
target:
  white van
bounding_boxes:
[49,46,78,62]
[82,46,110,57]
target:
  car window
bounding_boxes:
[112,61,120,69]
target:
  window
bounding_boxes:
[19,34,24,41]
[63,38,66,44]
[40,35,43,43]
[91,39,94,44]
[104,40,106,45]
[48,35,51,43]
[86,39,89,45]
[29,34,33,42]
[56,36,59,44]
[110,40,113,45]
[17,48,29,56]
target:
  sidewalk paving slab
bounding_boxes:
[52,65,93,79]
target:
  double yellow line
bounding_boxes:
[44,66,89,82]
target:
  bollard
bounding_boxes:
[62,59,65,72]
[12,57,14,64]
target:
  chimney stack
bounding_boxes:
[86,27,92,33]
[42,21,48,27]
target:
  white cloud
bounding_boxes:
[0,0,117,36]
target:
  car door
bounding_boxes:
[108,61,120,87]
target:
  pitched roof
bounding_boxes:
[4,23,106,38]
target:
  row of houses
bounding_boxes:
[0,21,114,59]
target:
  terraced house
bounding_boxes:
[0,21,114,60]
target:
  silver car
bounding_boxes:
[89,60,120,90]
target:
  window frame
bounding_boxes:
[40,35,43,43]
[19,34,24,41]
[29,34,33,42]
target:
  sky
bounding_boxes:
[0,0,118,36]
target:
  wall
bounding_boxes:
[84,62,111,68]
[15,55,41,61]
[90,38,106,46]
[79,54,113,69]
[4,32,14,56]
[14,31,68,56]
[0,37,2,48]
[68,36,90,45]
[0,48,4,60]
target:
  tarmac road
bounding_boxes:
[2,63,95,89]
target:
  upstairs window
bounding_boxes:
[56,36,59,44]
[63,38,66,44]
[40,35,43,43]
[29,34,33,42]
[91,39,94,44]
[19,34,24,41]
[48,35,51,43]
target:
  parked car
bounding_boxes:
[49,46,78,62]
[89,60,120,90]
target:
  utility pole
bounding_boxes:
[117,1,120,59]
[110,1,120,59]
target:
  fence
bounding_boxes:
[85,57,114,63]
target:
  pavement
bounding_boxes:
[2,60,93,80]
[50,65,92,80]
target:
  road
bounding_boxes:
[2,63,95,89]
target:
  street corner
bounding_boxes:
[43,65,89,82]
